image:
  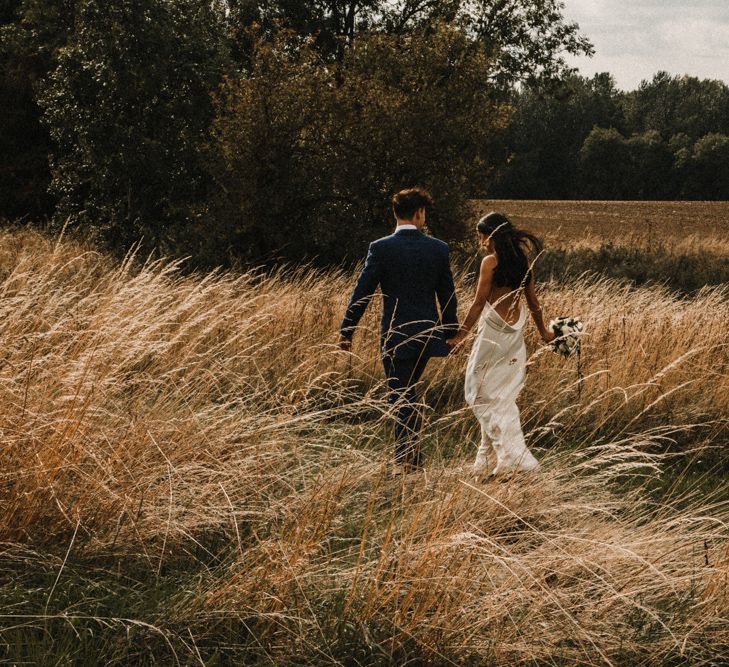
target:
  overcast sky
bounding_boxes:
[561,0,729,90]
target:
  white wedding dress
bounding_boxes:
[464,298,540,475]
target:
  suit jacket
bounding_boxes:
[340,228,459,360]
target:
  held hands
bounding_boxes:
[342,326,556,355]
[343,334,466,354]
[446,330,467,353]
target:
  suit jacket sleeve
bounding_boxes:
[436,246,458,333]
[340,243,382,340]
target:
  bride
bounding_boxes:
[447,212,555,477]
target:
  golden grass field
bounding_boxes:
[0,202,728,665]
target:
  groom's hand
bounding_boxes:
[446,331,466,354]
[339,336,352,352]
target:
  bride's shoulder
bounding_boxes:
[481,254,498,268]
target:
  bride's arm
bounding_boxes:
[447,255,495,348]
[525,271,555,343]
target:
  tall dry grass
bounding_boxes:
[0,228,727,664]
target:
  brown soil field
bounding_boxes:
[473,200,729,251]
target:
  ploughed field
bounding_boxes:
[470,200,729,292]
[474,199,729,248]
[0,205,727,665]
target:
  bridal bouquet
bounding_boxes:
[549,316,583,357]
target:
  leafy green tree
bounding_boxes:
[490,73,624,198]
[682,133,729,200]
[206,23,507,265]
[225,0,380,67]
[453,0,594,88]
[38,0,229,251]
[624,131,673,199]
[578,127,631,199]
[578,128,676,200]
[624,72,729,140]
[668,133,693,194]
[0,0,76,219]
[228,0,593,87]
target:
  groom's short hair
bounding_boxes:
[392,187,433,220]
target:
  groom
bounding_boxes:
[339,188,458,472]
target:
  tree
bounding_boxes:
[682,133,729,200]
[225,0,380,67]
[206,23,508,265]
[577,128,678,200]
[453,0,594,88]
[624,72,729,140]
[227,0,593,87]
[490,73,624,198]
[493,71,729,200]
[578,127,631,199]
[38,0,229,251]
[0,0,77,220]
[624,131,673,199]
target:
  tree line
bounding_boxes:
[1,0,727,266]
[491,71,729,201]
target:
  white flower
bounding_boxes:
[549,316,584,358]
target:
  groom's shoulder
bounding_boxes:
[370,232,449,254]
[421,235,449,255]
[370,232,402,249]
[368,235,393,254]
[427,235,449,250]
[371,233,393,246]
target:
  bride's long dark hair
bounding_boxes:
[476,212,543,290]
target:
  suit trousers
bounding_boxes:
[382,353,430,466]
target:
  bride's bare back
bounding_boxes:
[489,253,548,328]
[487,283,523,326]
[447,249,554,351]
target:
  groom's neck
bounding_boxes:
[395,218,422,229]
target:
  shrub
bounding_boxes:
[38,0,229,253]
[205,24,508,266]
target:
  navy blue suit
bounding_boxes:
[340,228,458,466]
